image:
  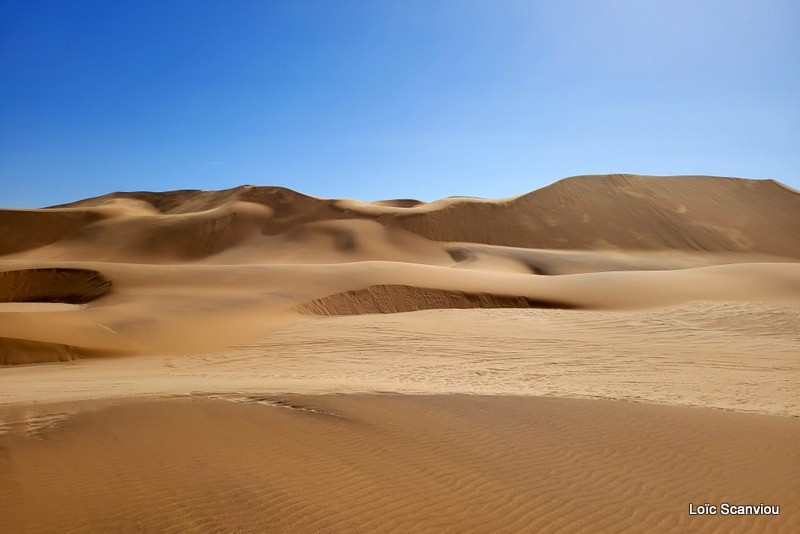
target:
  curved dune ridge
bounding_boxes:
[27,174,800,259]
[12,201,275,263]
[0,268,111,304]
[0,268,113,364]
[217,219,453,266]
[298,285,578,315]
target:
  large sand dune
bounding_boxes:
[45,174,800,256]
[2,174,799,532]
[1,174,798,364]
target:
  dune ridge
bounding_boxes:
[389,174,800,254]
[29,174,800,259]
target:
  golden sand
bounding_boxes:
[2,174,799,532]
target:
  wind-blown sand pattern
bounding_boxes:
[1,396,797,533]
[3,302,797,415]
[1,174,799,532]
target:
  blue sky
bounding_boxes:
[1,0,798,207]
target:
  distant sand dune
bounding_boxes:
[209,219,453,266]
[44,174,800,257]
[14,201,274,263]
[390,175,800,255]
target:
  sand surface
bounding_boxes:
[1,174,799,532]
[2,303,798,416]
[1,395,798,533]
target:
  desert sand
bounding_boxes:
[1,174,799,532]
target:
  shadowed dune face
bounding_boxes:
[298,285,578,315]
[15,202,275,263]
[0,268,111,304]
[0,268,113,364]
[0,209,106,255]
[250,219,453,266]
[52,185,340,234]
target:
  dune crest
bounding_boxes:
[34,174,800,258]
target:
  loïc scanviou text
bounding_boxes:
[689,503,780,516]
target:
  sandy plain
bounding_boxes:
[1,174,799,532]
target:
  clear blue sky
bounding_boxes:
[1,0,798,207]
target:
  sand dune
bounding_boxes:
[1,174,799,363]
[2,175,799,531]
[207,219,454,266]
[45,174,800,257]
[390,175,800,255]
[14,201,274,263]
[1,258,798,364]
